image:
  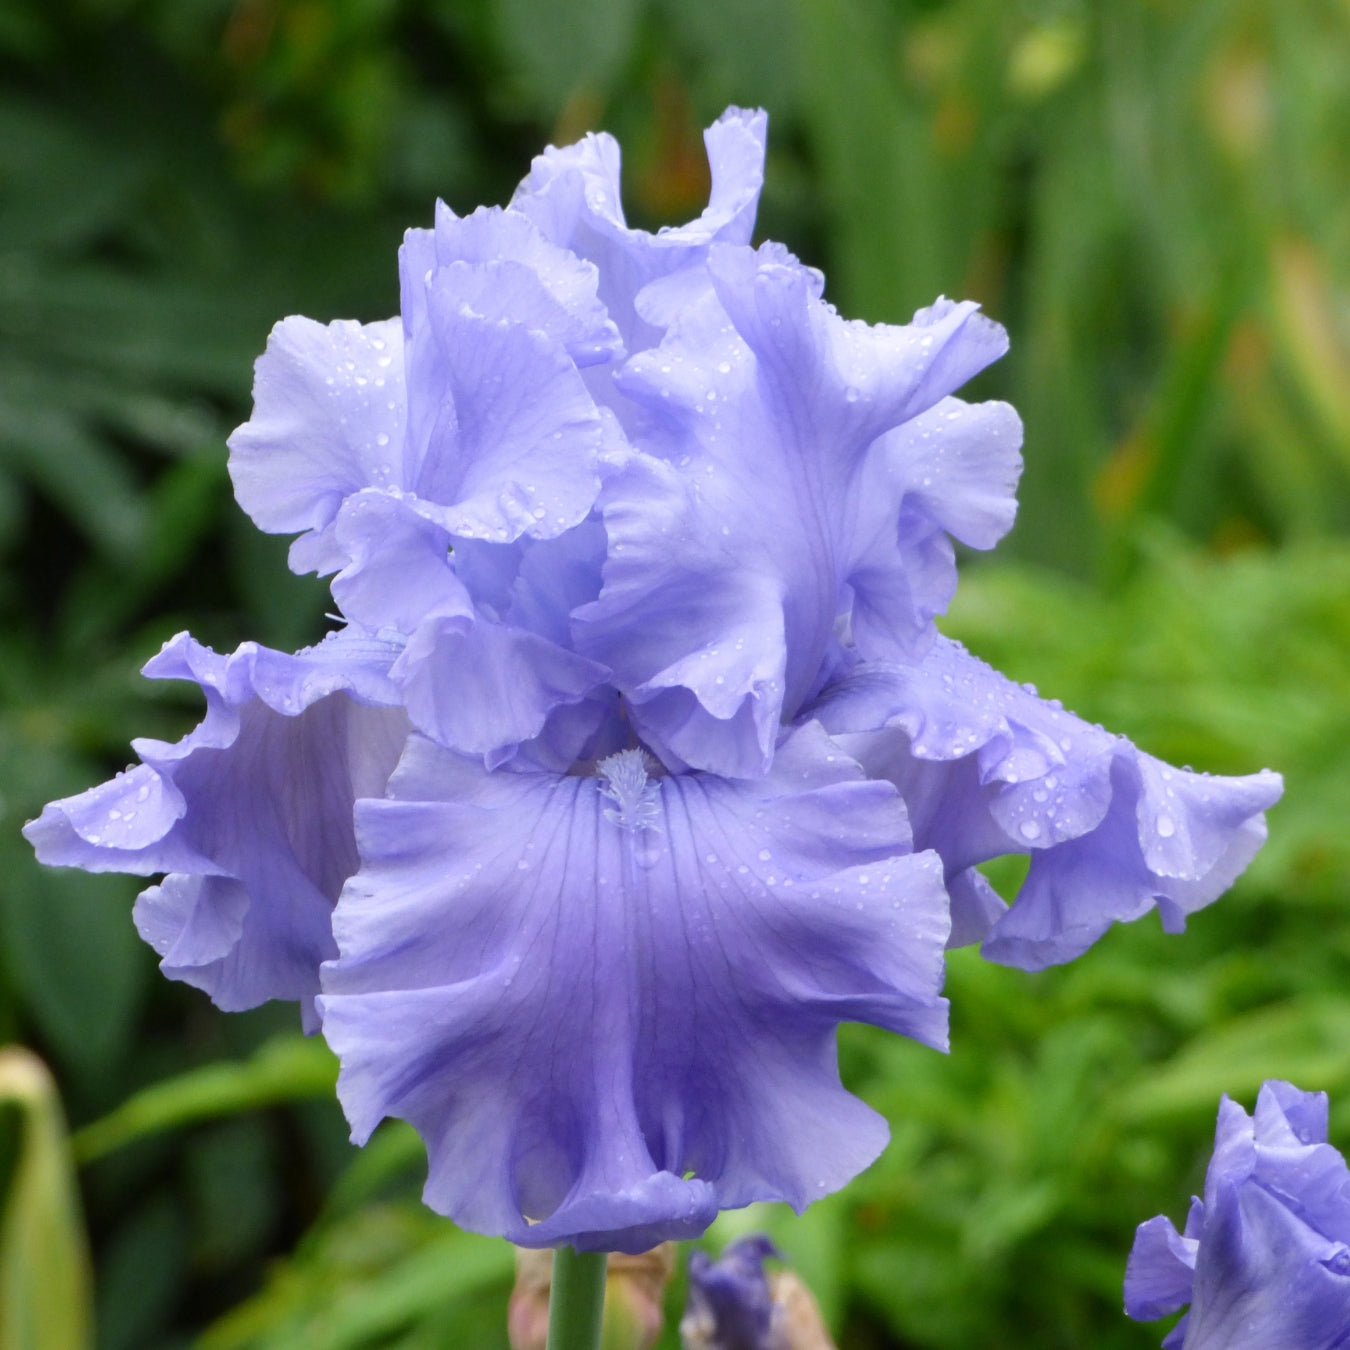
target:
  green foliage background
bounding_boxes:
[1,0,1348,1346]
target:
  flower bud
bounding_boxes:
[680,1236,836,1350]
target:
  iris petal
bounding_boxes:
[1128,1082,1350,1350]
[319,722,949,1251]
[814,635,1282,966]
[24,631,409,1028]
[578,248,1015,778]
[511,107,768,352]
[227,316,406,574]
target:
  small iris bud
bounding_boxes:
[680,1236,837,1350]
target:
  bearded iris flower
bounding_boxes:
[25,108,1281,1254]
[1125,1081,1350,1349]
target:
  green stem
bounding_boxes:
[546,1246,608,1350]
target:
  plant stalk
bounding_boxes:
[545,1246,608,1350]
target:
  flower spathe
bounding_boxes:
[1125,1081,1350,1349]
[24,107,1282,1252]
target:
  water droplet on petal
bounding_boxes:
[1157,814,1176,838]
[1019,819,1041,841]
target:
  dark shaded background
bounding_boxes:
[2,1,1349,1347]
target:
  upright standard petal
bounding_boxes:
[24,632,410,1029]
[577,245,1015,778]
[399,277,606,545]
[423,202,623,368]
[319,722,949,1252]
[1126,1081,1350,1350]
[227,316,406,574]
[511,107,769,352]
[813,635,1282,964]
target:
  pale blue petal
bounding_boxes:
[1131,1082,1350,1350]
[24,631,409,1027]
[510,107,768,351]
[319,722,948,1252]
[427,202,622,366]
[227,316,405,574]
[574,450,788,776]
[392,615,611,766]
[577,247,1013,777]
[402,288,605,544]
[813,636,1281,966]
[1125,1215,1198,1321]
[848,397,1023,658]
[330,489,472,634]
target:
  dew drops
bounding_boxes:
[1156,814,1176,838]
[757,849,771,862]
[1019,819,1042,841]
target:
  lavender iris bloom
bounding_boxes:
[1126,1081,1350,1348]
[25,109,1281,1253]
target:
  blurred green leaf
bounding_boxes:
[197,1206,512,1350]
[95,1195,187,1350]
[0,1047,92,1350]
[73,1035,338,1164]
[659,0,801,118]
[796,0,946,324]
[1121,1000,1350,1124]
[496,0,642,116]
[0,864,146,1085]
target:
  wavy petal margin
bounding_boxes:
[577,249,1015,779]
[511,107,769,351]
[319,722,949,1251]
[24,632,409,1029]
[813,636,1282,967]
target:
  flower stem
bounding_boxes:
[546,1246,607,1350]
